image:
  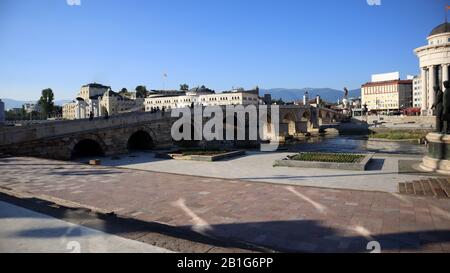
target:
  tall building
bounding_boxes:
[144,86,261,111]
[361,72,413,113]
[0,99,5,124]
[412,75,422,108]
[414,22,450,115]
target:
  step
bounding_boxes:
[406,183,415,195]
[413,181,425,196]
[437,178,450,198]
[399,183,407,194]
[430,179,448,199]
[420,181,435,197]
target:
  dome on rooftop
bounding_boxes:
[430,22,450,36]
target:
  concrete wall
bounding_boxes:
[353,115,435,129]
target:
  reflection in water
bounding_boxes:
[285,136,426,155]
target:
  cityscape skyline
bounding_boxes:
[0,0,447,100]
[2,0,450,256]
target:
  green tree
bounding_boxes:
[119,88,128,94]
[180,84,189,91]
[135,85,148,98]
[21,105,26,117]
[272,98,285,105]
[38,88,54,118]
[53,105,62,119]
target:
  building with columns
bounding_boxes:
[415,22,450,115]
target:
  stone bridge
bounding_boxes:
[0,106,341,160]
[278,106,341,138]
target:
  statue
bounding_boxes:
[443,81,450,133]
[432,86,444,133]
[342,87,350,116]
[420,82,450,174]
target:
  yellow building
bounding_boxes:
[361,79,413,113]
[62,103,77,120]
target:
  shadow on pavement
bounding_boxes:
[2,192,449,253]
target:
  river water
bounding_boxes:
[284,135,426,155]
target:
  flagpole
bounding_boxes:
[447,5,450,23]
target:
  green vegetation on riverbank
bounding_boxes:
[179,148,232,156]
[289,153,365,163]
[368,130,427,140]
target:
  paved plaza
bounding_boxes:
[0,201,172,253]
[96,151,429,193]
[1,156,450,252]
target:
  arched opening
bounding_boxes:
[318,111,324,126]
[302,111,311,121]
[331,115,337,123]
[324,112,331,124]
[283,113,297,136]
[127,130,155,151]
[72,139,104,159]
[301,111,313,132]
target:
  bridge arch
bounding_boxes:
[282,112,297,136]
[318,110,324,125]
[301,110,313,131]
[71,138,106,159]
[331,113,337,123]
[127,129,155,151]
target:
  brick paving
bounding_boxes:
[1,156,450,253]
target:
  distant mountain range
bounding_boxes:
[260,88,361,103]
[0,98,72,110]
[1,87,361,109]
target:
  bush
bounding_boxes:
[289,153,365,163]
[180,148,231,156]
[369,131,427,140]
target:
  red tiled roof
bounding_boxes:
[361,79,412,88]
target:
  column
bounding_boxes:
[429,66,436,115]
[421,68,428,112]
[443,64,449,90]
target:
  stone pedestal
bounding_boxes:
[420,133,450,175]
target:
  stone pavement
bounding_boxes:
[96,151,430,193]
[1,156,450,253]
[0,201,172,253]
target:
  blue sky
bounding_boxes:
[0,0,447,100]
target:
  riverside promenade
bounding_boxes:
[1,156,450,253]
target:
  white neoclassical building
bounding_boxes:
[144,86,262,111]
[415,22,450,115]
